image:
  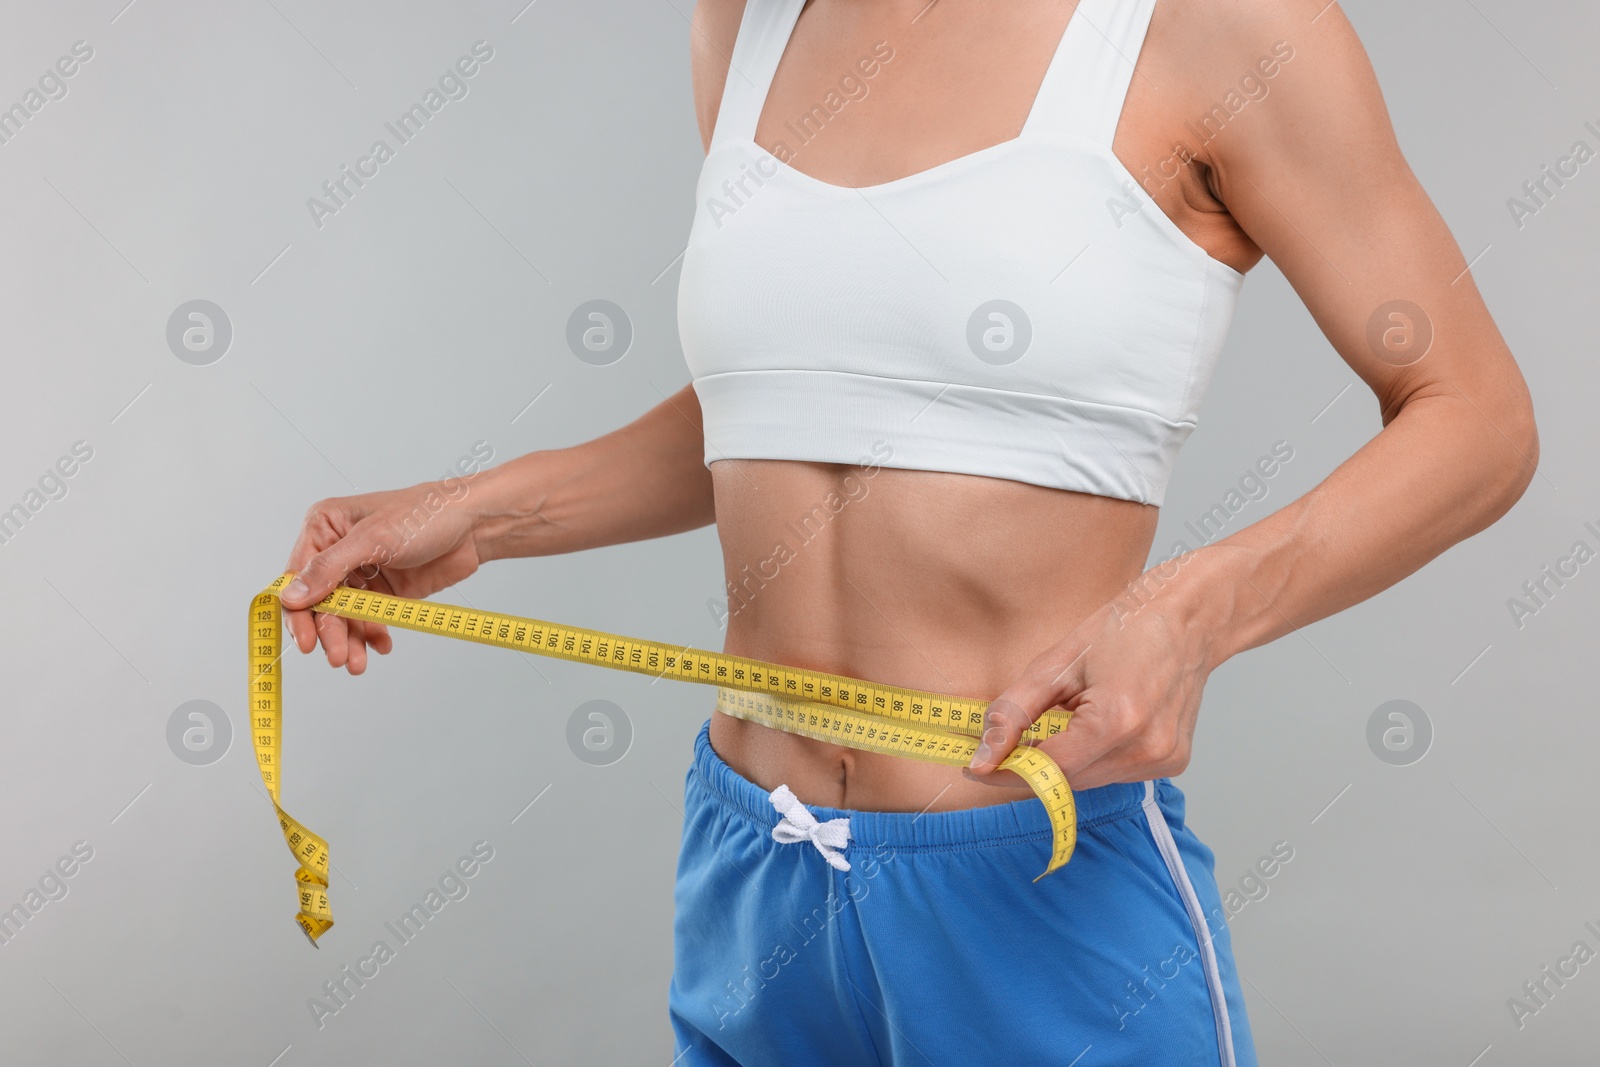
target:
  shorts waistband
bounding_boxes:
[689,719,1148,852]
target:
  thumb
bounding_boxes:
[281,523,392,609]
[967,641,1091,774]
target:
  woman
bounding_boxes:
[278,0,1538,1062]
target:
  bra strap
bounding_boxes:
[1023,0,1161,146]
[708,0,809,150]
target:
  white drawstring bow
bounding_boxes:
[768,785,852,871]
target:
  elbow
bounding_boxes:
[1488,395,1540,519]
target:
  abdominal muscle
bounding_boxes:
[709,458,1158,815]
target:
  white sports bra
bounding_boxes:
[677,0,1245,506]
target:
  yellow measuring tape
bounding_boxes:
[249,572,1077,945]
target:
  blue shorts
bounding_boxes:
[669,720,1257,1066]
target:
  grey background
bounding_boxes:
[0,0,1595,1063]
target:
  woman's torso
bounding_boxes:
[691,0,1260,813]
[710,460,1156,812]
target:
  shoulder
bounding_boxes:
[1145,0,1394,170]
[691,0,748,153]
[1145,0,1377,106]
[1150,0,1351,61]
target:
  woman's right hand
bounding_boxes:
[279,482,486,675]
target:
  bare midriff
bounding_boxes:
[709,458,1158,815]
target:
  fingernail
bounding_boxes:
[968,742,992,770]
[282,578,309,604]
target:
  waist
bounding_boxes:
[708,458,1155,811]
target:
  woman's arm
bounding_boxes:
[969,0,1538,787]
[472,383,716,562]
[280,385,715,673]
[1177,0,1538,667]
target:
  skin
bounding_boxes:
[280,0,1537,815]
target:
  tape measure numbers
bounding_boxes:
[250,572,1077,945]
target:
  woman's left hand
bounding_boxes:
[965,554,1228,791]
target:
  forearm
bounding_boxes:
[471,384,716,561]
[1174,390,1538,672]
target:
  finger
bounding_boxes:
[352,570,395,655]
[1056,701,1190,789]
[282,550,320,653]
[280,521,391,610]
[281,507,339,649]
[368,621,393,655]
[966,697,1036,774]
[960,766,1031,789]
[283,520,392,659]
[316,610,351,669]
[287,606,318,654]
[968,644,1092,774]
[281,549,318,650]
[345,619,369,675]
[360,572,396,655]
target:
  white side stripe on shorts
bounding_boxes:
[1142,780,1237,1067]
